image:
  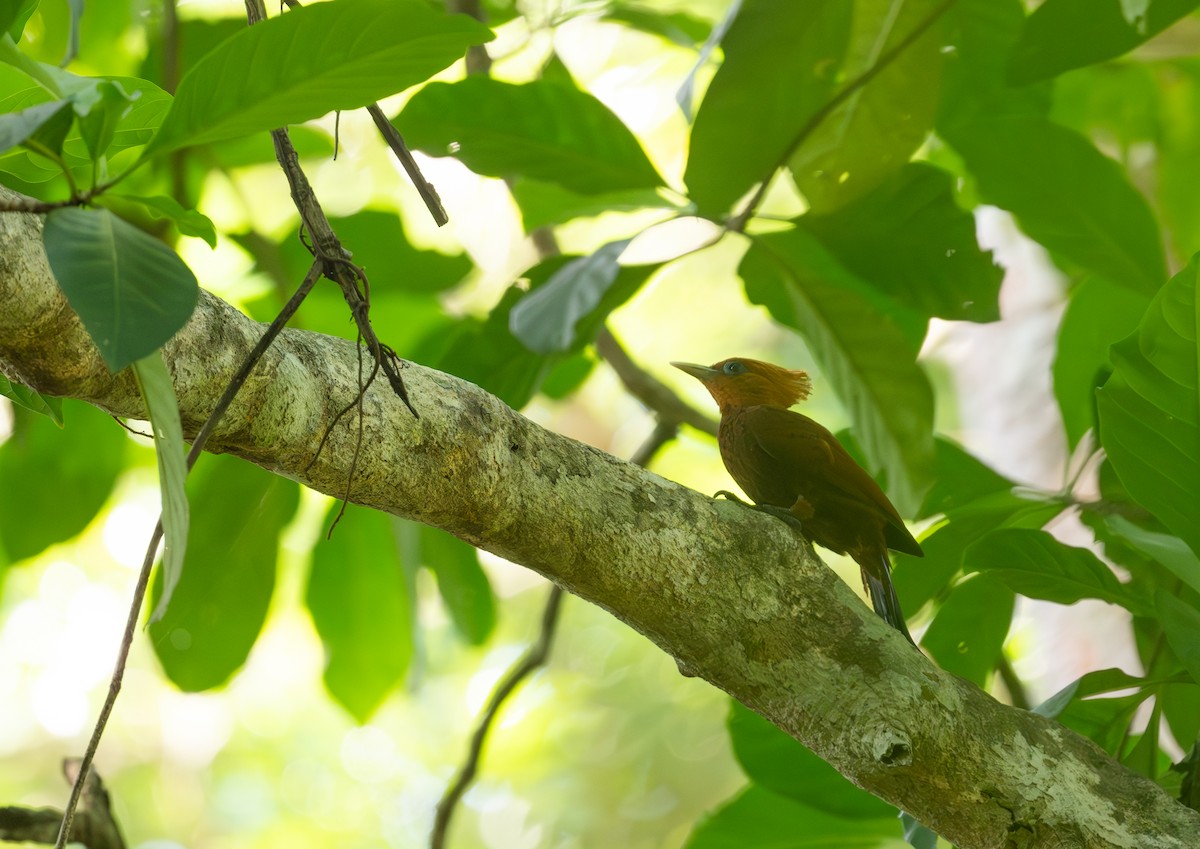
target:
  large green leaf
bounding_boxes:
[415,524,496,645]
[98,193,217,248]
[801,163,1001,323]
[1157,590,1200,685]
[133,353,190,625]
[149,455,298,691]
[510,239,661,354]
[1008,0,1200,85]
[508,178,676,234]
[684,785,898,849]
[0,97,70,155]
[0,400,123,565]
[684,0,851,218]
[1104,515,1200,597]
[1054,277,1150,449]
[920,575,1013,685]
[144,0,492,157]
[727,701,894,819]
[740,228,935,515]
[307,503,413,722]
[939,113,1165,295]
[394,77,663,195]
[965,528,1148,613]
[791,0,947,212]
[43,207,199,372]
[919,437,1016,520]
[1097,257,1200,560]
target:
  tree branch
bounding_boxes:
[2,190,1198,848]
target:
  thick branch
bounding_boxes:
[1,193,1197,848]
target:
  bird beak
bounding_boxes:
[671,361,719,381]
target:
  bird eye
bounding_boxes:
[723,361,746,375]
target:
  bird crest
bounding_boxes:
[673,358,812,412]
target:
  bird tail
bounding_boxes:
[858,550,916,646]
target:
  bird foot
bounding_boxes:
[713,491,804,533]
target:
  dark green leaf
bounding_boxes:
[149,455,298,691]
[727,701,894,818]
[395,77,663,194]
[1034,667,1165,719]
[1097,257,1200,560]
[1008,0,1200,85]
[2,0,37,40]
[1158,590,1200,685]
[1053,277,1149,448]
[307,503,413,722]
[419,525,495,645]
[0,400,123,564]
[436,285,558,409]
[920,574,1013,685]
[900,813,938,849]
[741,229,934,514]
[1104,515,1200,597]
[43,207,199,372]
[965,527,1147,612]
[0,375,62,425]
[685,0,851,218]
[0,97,70,156]
[791,0,948,211]
[919,437,1016,519]
[508,178,676,233]
[801,163,1002,323]
[939,114,1166,294]
[134,353,190,624]
[509,239,641,353]
[684,785,898,849]
[145,0,492,156]
[99,193,218,247]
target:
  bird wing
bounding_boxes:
[740,406,913,539]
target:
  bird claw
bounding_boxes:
[713,491,804,533]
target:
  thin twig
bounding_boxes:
[595,327,718,438]
[429,419,680,849]
[995,654,1030,712]
[53,262,323,849]
[727,0,957,232]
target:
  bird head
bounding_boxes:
[672,357,812,413]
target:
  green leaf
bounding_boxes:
[920,574,1013,685]
[727,701,894,818]
[741,228,935,515]
[0,98,70,155]
[149,455,298,690]
[602,5,710,46]
[1097,257,1200,561]
[1053,277,1150,448]
[685,0,852,218]
[1104,515,1200,598]
[1157,589,1200,685]
[509,239,639,353]
[99,193,218,247]
[418,524,495,645]
[43,207,199,372]
[900,813,938,849]
[0,400,123,563]
[939,114,1166,295]
[965,528,1147,612]
[790,0,948,212]
[394,77,663,195]
[71,77,137,160]
[307,503,413,722]
[684,785,898,849]
[919,437,1016,520]
[134,353,190,625]
[800,163,1002,323]
[436,286,558,409]
[1008,0,1200,85]
[0,375,63,425]
[1,0,37,41]
[508,178,676,234]
[1034,667,1160,719]
[145,0,492,157]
